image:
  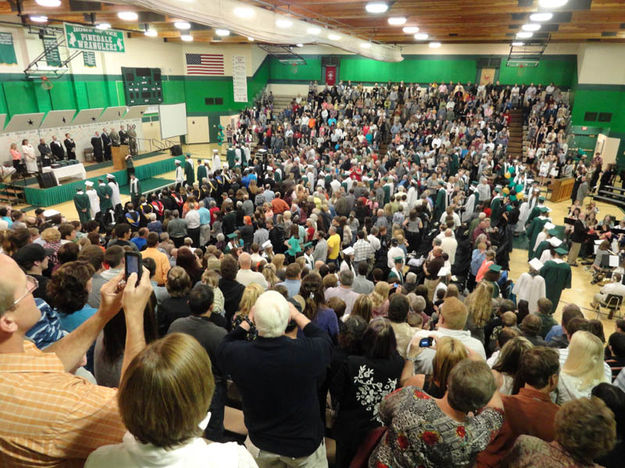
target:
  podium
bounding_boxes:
[112,145,129,170]
[550,177,575,202]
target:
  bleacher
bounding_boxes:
[593,184,625,209]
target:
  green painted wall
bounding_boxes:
[0,57,270,121]
[339,57,477,83]
[269,57,322,82]
[498,57,577,87]
[571,88,625,134]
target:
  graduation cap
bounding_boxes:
[393,256,404,264]
[106,173,115,179]
[529,258,544,271]
[544,222,556,230]
[343,247,355,256]
[438,180,445,186]
[495,187,502,193]
[303,242,313,249]
[262,240,272,249]
[227,233,238,239]
[203,159,210,164]
[549,237,563,248]
[85,180,94,186]
[547,229,559,237]
[539,206,549,213]
[555,246,568,255]
[538,196,546,202]
[489,264,502,273]
[175,160,181,165]
[438,266,450,277]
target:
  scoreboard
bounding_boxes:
[122,67,163,106]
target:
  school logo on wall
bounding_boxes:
[64,23,125,53]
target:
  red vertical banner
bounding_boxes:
[325,65,336,86]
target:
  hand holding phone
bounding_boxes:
[419,337,434,348]
[125,251,142,282]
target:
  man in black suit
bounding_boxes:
[50,136,65,160]
[91,131,103,162]
[101,128,112,161]
[64,133,76,160]
[37,138,51,158]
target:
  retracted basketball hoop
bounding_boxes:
[41,76,54,90]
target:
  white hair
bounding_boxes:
[253,291,290,338]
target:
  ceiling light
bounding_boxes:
[174,21,191,30]
[516,31,533,38]
[328,33,342,41]
[388,17,407,26]
[530,12,553,22]
[429,41,441,48]
[96,23,111,30]
[234,7,254,19]
[296,43,304,47]
[403,26,419,34]
[180,34,193,42]
[307,26,321,35]
[522,23,541,31]
[247,36,255,41]
[538,0,568,7]
[414,32,429,40]
[30,15,48,23]
[360,42,372,49]
[365,2,389,14]
[35,0,61,6]
[215,29,230,37]
[144,28,158,37]
[512,41,525,46]
[117,11,138,21]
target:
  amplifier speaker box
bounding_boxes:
[170,144,183,156]
[36,172,58,188]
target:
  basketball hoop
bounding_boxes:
[41,76,54,90]
[291,62,298,74]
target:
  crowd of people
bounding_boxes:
[1,80,624,468]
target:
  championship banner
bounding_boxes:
[232,55,248,103]
[64,23,125,53]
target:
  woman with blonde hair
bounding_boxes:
[492,336,533,395]
[351,294,373,323]
[272,254,286,277]
[371,281,391,318]
[41,227,62,266]
[401,336,469,398]
[200,269,225,317]
[465,281,494,343]
[232,283,264,340]
[262,263,279,288]
[85,334,256,467]
[557,330,609,404]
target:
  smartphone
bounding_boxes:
[125,251,142,282]
[419,337,434,348]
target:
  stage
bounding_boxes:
[15,151,183,207]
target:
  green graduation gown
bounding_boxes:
[490,196,503,225]
[226,148,236,168]
[383,184,391,205]
[540,259,572,313]
[525,205,544,227]
[97,184,113,212]
[526,216,549,260]
[449,153,459,174]
[433,188,447,222]
[73,192,91,225]
[185,160,195,186]
[197,164,208,183]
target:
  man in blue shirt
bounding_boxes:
[130,227,148,251]
[198,203,211,246]
[278,263,302,298]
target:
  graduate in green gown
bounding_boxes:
[540,247,572,313]
[197,159,208,183]
[525,196,547,227]
[490,188,504,225]
[433,180,448,222]
[226,147,236,168]
[534,229,561,260]
[449,152,459,175]
[485,264,502,298]
[526,207,550,260]
[184,154,195,186]
[73,186,91,225]
[96,180,113,212]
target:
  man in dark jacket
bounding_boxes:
[217,290,332,465]
[91,131,103,162]
[217,255,245,327]
[101,129,112,161]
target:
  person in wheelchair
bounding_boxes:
[591,240,613,284]
[591,272,625,309]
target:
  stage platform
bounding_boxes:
[15,152,183,207]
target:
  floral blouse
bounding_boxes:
[368,386,503,468]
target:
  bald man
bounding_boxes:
[235,252,268,289]
[0,254,152,465]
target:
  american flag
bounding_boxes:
[185,53,225,75]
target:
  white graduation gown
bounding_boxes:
[175,166,185,183]
[462,193,476,223]
[212,153,223,170]
[512,272,546,314]
[534,231,547,251]
[516,201,531,233]
[109,181,122,208]
[86,189,100,217]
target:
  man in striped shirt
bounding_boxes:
[0,254,152,466]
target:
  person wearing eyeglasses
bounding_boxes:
[0,253,153,466]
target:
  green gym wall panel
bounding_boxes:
[269,57,322,82]
[498,57,576,87]
[49,81,78,110]
[85,81,109,108]
[162,79,185,104]
[571,89,625,134]
[73,81,89,110]
[2,81,38,116]
[115,81,127,106]
[338,57,477,84]
[33,85,52,113]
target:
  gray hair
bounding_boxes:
[339,270,354,287]
[254,291,290,338]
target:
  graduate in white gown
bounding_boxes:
[512,259,546,314]
[515,200,531,234]
[212,149,222,171]
[462,190,477,223]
